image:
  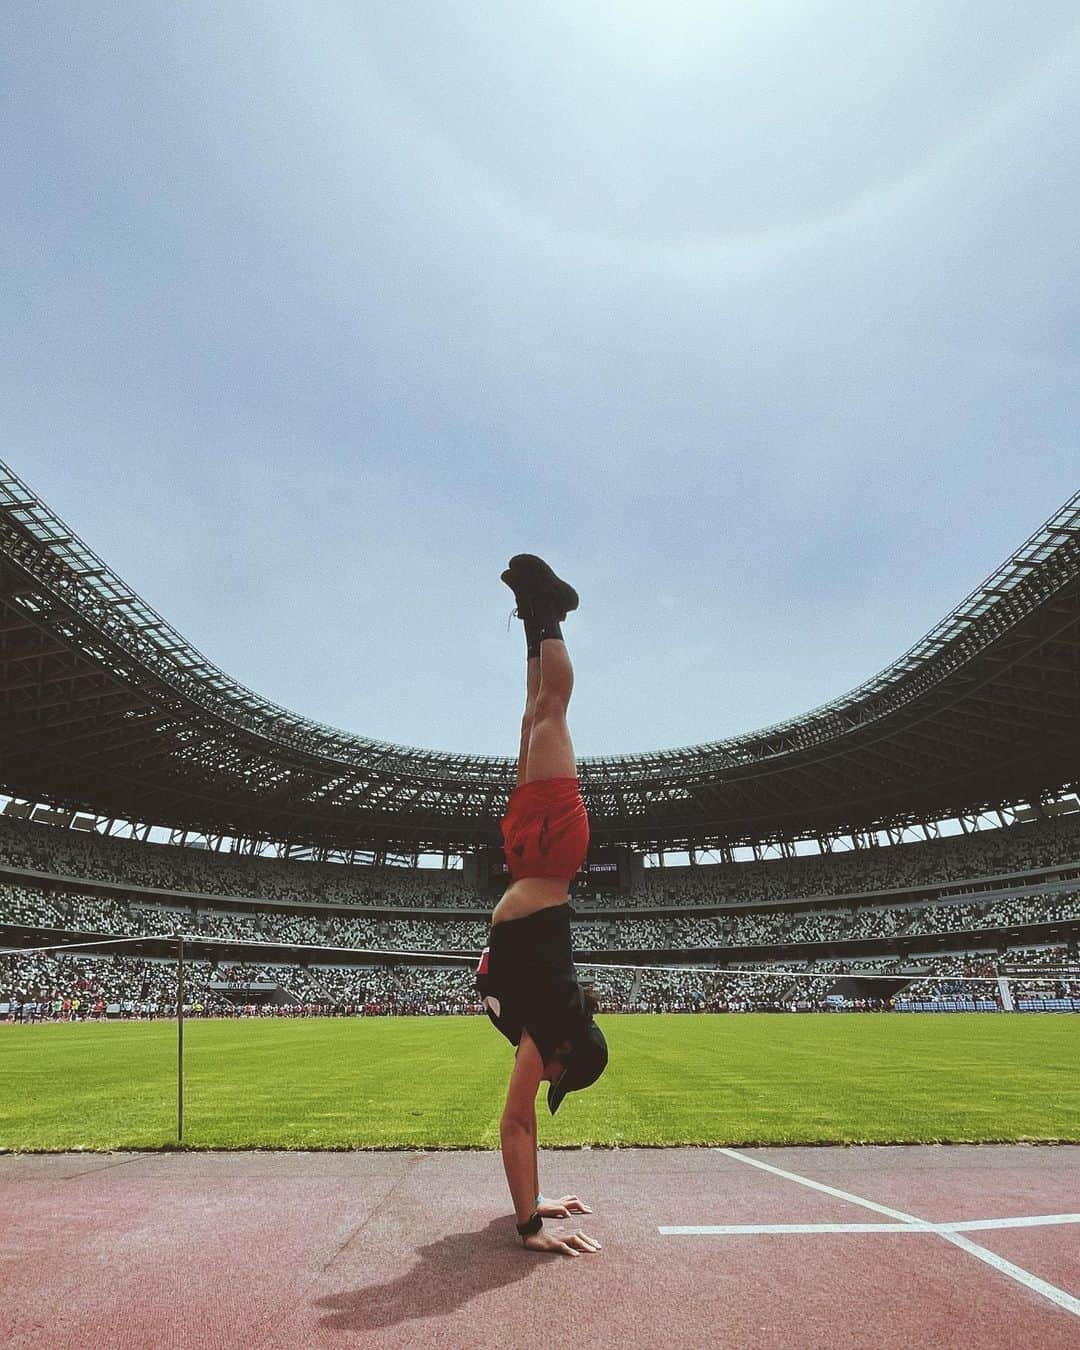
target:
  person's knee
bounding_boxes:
[534,687,569,723]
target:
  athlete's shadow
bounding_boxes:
[315,1217,546,1332]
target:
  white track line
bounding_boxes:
[660,1214,1080,1237]
[935,1232,1080,1319]
[945,1214,1080,1233]
[712,1147,933,1226]
[660,1223,921,1235]
[678,1149,1080,1320]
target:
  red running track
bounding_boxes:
[1,1145,1077,1349]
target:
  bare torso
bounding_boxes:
[490,877,571,926]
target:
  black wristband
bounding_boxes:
[516,1211,543,1238]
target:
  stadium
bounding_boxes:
[5,5,1080,1344]
[2,463,1080,1340]
[3,462,1079,1033]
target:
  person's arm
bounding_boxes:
[530,1098,541,1205]
[502,1032,600,1255]
[500,1033,545,1225]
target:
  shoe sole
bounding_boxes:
[503,554,579,613]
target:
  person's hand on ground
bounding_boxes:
[536,1194,592,1218]
[523,1228,602,1256]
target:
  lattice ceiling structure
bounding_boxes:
[1,459,1078,857]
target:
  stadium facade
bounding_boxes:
[1,459,1078,859]
[1,459,1079,1017]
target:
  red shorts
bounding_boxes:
[501,777,590,883]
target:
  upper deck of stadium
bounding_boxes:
[1,459,1078,854]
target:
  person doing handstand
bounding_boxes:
[475,554,608,1257]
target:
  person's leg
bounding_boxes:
[496,556,582,916]
[516,656,542,787]
[523,637,576,784]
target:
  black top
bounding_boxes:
[477,903,589,1064]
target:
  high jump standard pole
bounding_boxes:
[176,933,185,1145]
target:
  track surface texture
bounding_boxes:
[2,1146,1078,1348]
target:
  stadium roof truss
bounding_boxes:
[1,458,1078,854]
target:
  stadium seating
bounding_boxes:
[2,812,1078,1018]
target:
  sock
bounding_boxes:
[522,596,563,654]
[537,618,563,644]
[523,611,543,659]
[530,597,563,646]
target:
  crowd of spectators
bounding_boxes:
[631,811,1080,908]
[0,952,480,1020]
[3,808,1079,1026]
[594,946,1080,1012]
[575,892,1079,949]
[2,942,1076,1022]
[3,809,1080,917]
[0,816,481,910]
[4,880,1077,957]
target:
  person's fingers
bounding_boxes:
[568,1232,602,1251]
[559,1243,580,1257]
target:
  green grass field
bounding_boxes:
[1,1014,1077,1151]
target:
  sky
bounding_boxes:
[3,2,1079,761]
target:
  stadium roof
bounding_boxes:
[1,459,1078,854]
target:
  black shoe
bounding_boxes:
[501,554,579,620]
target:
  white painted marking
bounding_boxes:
[943,1213,1080,1233]
[658,1214,1080,1237]
[940,1231,1080,1319]
[689,1149,1080,1321]
[712,1147,934,1226]
[659,1223,920,1235]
